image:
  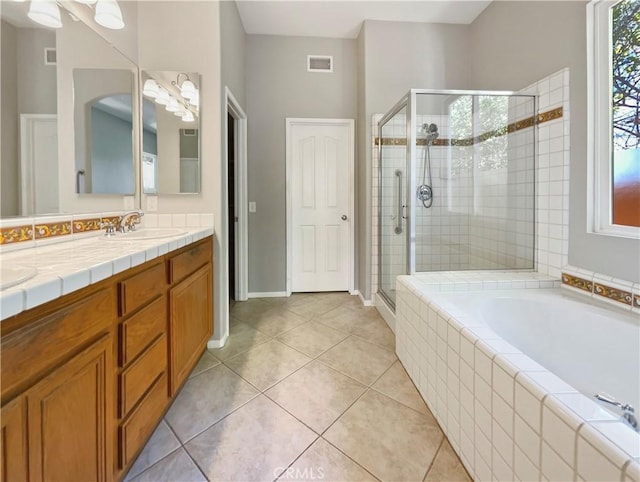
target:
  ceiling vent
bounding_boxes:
[307,55,333,73]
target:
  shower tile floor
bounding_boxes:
[125,293,471,482]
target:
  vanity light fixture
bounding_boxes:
[142,79,159,98]
[28,0,63,29]
[26,0,124,30]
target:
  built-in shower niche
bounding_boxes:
[377,90,536,308]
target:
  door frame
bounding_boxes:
[20,114,58,215]
[224,87,248,302]
[285,118,355,296]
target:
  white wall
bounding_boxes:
[470,0,639,282]
[245,34,358,294]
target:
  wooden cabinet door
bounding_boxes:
[169,264,212,395]
[0,397,28,482]
[26,335,113,482]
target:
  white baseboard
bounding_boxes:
[247,291,288,298]
[354,290,373,307]
[207,332,229,349]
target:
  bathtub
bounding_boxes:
[395,276,640,482]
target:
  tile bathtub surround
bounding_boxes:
[125,293,471,482]
[395,275,639,482]
[0,227,214,320]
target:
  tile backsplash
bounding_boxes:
[562,265,639,313]
[0,212,214,252]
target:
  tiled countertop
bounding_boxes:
[0,227,214,321]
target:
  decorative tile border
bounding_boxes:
[562,271,634,308]
[561,272,593,293]
[375,106,563,147]
[594,282,633,306]
[72,217,102,233]
[34,221,73,240]
[0,225,34,245]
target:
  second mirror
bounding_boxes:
[142,71,201,194]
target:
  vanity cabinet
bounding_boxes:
[0,235,214,482]
[0,286,116,482]
[0,397,27,481]
[168,242,213,395]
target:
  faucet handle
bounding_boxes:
[100,221,116,236]
[595,393,634,413]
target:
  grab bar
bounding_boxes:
[76,169,85,193]
[395,169,403,234]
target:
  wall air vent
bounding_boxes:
[307,55,333,73]
[44,48,57,66]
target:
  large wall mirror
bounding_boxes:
[73,68,135,194]
[0,1,137,218]
[141,71,201,195]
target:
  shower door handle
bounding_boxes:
[395,169,403,234]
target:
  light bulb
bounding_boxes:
[182,111,195,123]
[142,79,159,98]
[166,98,180,113]
[155,87,170,105]
[94,0,124,30]
[180,79,197,100]
[28,0,62,29]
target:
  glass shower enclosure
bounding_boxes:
[378,89,537,310]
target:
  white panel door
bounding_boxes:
[290,122,352,292]
[20,115,58,216]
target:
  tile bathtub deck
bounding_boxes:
[125,293,471,482]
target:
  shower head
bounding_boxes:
[421,123,439,144]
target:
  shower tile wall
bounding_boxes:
[522,68,571,279]
[372,72,571,301]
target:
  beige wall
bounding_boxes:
[470,0,639,282]
[245,34,358,293]
[137,1,224,340]
[1,20,19,217]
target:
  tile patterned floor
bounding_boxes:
[125,293,471,482]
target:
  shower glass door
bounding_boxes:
[378,102,408,309]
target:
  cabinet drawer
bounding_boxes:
[119,296,166,366]
[119,372,168,470]
[1,288,114,402]
[168,240,211,284]
[119,335,166,418]
[118,262,165,317]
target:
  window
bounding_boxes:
[588,0,640,236]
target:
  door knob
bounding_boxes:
[341,215,348,221]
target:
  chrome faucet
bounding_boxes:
[118,211,144,233]
[594,393,639,431]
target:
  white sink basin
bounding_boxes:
[0,264,38,290]
[105,228,187,240]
